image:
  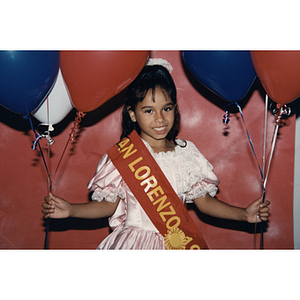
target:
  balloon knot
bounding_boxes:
[31,133,43,150]
[273,104,291,125]
[222,110,230,124]
[222,102,237,124]
[42,133,54,145]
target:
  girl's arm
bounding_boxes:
[193,193,270,223]
[42,193,120,219]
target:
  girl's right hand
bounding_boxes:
[42,193,71,219]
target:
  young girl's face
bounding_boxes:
[129,87,175,145]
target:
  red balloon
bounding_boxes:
[60,51,149,112]
[251,51,300,104]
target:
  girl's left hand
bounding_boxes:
[245,197,270,223]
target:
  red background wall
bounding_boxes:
[0,51,295,249]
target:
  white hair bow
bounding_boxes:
[146,58,173,73]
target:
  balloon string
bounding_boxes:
[257,121,279,250]
[44,96,51,250]
[222,102,265,186]
[263,94,269,177]
[258,104,281,249]
[25,113,52,249]
[223,102,266,249]
[235,103,269,250]
[257,100,291,249]
[234,102,265,184]
[26,114,52,188]
[264,124,279,190]
[263,103,291,189]
[46,96,52,193]
[53,111,86,182]
[259,103,290,248]
[254,94,268,249]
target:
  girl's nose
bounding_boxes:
[155,112,164,122]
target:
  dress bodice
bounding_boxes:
[87,139,219,249]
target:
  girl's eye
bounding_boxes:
[164,106,173,112]
[144,109,152,114]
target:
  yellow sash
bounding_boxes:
[107,130,208,249]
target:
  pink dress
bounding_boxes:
[87,139,219,250]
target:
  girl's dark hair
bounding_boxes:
[120,64,181,145]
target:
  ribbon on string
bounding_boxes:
[260,102,291,249]
[222,110,230,125]
[31,133,54,150]
[69,111,86,142]
[31,133,43,150]
[33,111,85,249]
[53,111,86,180]
[263,103,291,190]
[44,134,54,145]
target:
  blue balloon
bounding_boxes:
[0,51,60,115]
[182,51,256,102]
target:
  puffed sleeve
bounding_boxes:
[87,153,126,203]
[183,141,220,203]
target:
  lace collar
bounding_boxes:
[141,138,185,158]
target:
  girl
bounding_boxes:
[42,62,270,250]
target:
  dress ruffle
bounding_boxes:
[97,226,166,250]
[87,154,126,203]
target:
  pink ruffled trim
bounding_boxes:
[97,226,166,250]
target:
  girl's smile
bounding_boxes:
[153,125,168,134]
[128,87,175,152]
